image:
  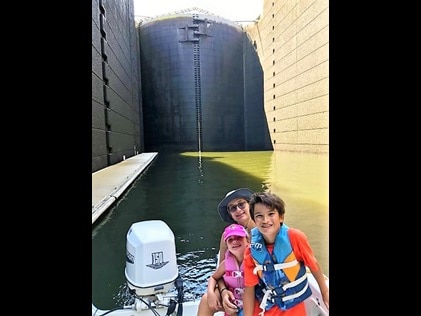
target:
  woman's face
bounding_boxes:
[227,198,250,226]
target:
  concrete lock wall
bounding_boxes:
[92,0,144,172]
[138,12,271,152]
[245,0,329,153]
[91,0,329,172]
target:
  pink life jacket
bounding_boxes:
[223,250,244,309]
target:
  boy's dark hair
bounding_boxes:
[249,192,286,219]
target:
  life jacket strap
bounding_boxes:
[282,272,307,291]
[253,259,298,274]
[259,273,309,312]
[225,270,244,278]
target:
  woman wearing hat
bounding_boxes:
[197,188,256,316]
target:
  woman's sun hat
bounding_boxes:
[223,223,248,241]
[217,188,254,223]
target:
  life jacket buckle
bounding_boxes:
[232,270,243,278]
[234,288,244,295]
[233,299,243,309]
[263,263,275,272]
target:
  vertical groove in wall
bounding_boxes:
[193,14,203,152]
[99,0,111,165]
[193,44,202,152]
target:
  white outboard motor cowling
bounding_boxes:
[125,220,178,296]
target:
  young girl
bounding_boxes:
[197,188,256,316]
[242,192,329,316]
[205,223,249,316]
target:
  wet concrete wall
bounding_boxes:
[138,13,272,152]
[92,0,144,172]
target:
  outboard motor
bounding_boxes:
[125,220,179,296]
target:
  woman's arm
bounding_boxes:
[218,234,227,265]
[220,285,241,315]
[211,259,230,305]
[204,261,226,312]
[211,260,225,280]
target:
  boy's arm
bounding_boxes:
[242,286,255,316]
[309,263,329,310]
[243,246,257,316]
[289,228,329,309]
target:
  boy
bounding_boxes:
[242,192,329,316]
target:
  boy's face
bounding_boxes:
[253,202,283,242]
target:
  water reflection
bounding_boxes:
[92,151,328,309]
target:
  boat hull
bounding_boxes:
[92,271,328,316]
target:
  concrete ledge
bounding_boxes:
[92,152,158,224]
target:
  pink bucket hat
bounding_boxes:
[223,224,248,241]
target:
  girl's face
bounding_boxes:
[227,198,250,226]
[253,202,283,242]
[225,235,248,254]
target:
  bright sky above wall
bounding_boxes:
[133,0,264,25]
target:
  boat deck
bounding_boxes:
[92,152,158,224]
